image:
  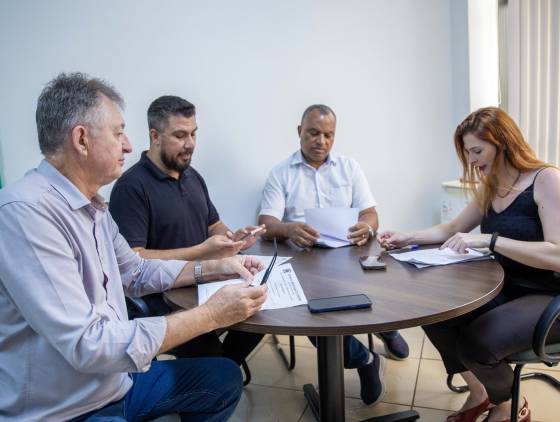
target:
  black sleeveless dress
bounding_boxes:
[480,169,559,293]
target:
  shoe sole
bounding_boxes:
[374,333,408,361]
[367,355,386,407]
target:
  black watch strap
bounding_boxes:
[489,232,499,252]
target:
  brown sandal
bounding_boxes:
[481,398,531,422]
[446,398,491,422]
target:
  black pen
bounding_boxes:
[260,238,277,285]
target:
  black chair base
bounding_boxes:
[520,370,560,389]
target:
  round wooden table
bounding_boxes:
[165,240,504,422]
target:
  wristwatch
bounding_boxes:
[194,260,204,285]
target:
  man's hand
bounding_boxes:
[227,224,266,250]
[203,281,267,328]
[377,231,412,250]
[212,255,266,281]
[440,233,491,254]
[284,222,320,248]
[199,235,244,259]
[348,222,371,246]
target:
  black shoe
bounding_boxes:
[357,353,385,406]
[376,331,409,360]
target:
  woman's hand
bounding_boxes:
[440,233,492,253]
[377,231,412,249]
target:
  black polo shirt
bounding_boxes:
[109,151,220,249]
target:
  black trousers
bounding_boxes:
[423,287,560,404]
[143,293,264,365]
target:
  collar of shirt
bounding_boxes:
[290,149,338,170]
[36,160,106,212]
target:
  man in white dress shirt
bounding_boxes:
[258,104,410,405]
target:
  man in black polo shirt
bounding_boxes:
[109,95,264,364]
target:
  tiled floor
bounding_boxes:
[157,327,559,421]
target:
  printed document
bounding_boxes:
[197,258,307,310]
[304,207,359,248]
[389,247,491,268]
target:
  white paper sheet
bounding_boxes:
[389,247,491,268]
[304,207,359,248]
[197,260,307,310]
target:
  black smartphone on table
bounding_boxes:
[359,255,386,270]
[308,294,372,313]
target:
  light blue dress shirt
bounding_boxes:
[0,160,186,420]
[259,150,376,223]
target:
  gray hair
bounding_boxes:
[36,72,124,156]
[300,104,336,126]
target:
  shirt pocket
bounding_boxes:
[329,183,353,208]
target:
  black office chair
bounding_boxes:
[272,333,376,371]
[126,297,253,386]
[447,295,560,422]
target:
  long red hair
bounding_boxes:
[454,107,552,212]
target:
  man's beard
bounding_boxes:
[161,149,193,174]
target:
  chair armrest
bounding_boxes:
[125,296,152,319]
[533,295,560,363]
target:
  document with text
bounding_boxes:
[389,247,491,268]
[197,259,307,310]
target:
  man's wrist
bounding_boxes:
[194,261,204,285]
[198,303,220,331]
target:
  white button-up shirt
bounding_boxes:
[259,150,376,222]
[0,160,185,421]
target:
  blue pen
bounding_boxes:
[389,244,419,253]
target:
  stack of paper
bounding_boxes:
[304,207,359,248]
[197,256,308,310]
[389,247,491,268]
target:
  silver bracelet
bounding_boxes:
[194,260,204,285]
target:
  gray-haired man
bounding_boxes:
[0,73,266,420]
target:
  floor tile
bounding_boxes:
[230,384,308,422]
[413,359,466,411]
[247,343,318,390]
[519,367,559,422]
[299,398,412,422]
[421,336,442,361]
[412,406,453,420]
[344,357,421,406]
[525,361,560,372]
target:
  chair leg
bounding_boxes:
[271,334,296,370]
[446,374,469,393]
[511,364,524,422]
[368,333,374,353]
[241,360,251,386]
[520,371,560,389]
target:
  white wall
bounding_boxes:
[467,0,499,111]
[0,0,469,231]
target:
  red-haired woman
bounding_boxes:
[379,107,560,422]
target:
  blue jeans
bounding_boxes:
[308,335,370,368]
[73,358,242,422]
